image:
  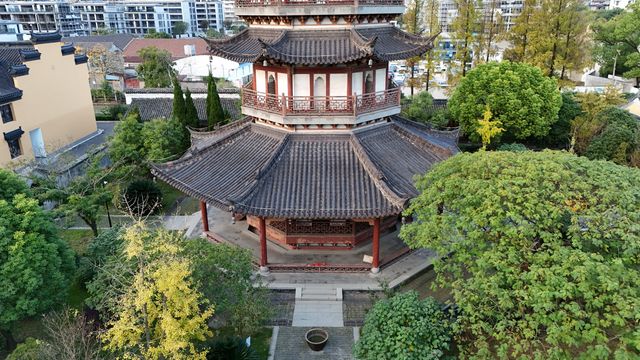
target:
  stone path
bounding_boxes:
[272,326,356,360]
[262,248,437,291]
[292,287,343,327]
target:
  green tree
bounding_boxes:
[185,240,270,337]
[6,338,43,360]
[403,0,425,96]
[401,151,640,359]
[184,88,199,128]
[525,0,591,80]
[504,0,537,63]
[402,91,450,128]
[354,291,452,360]
[100,224,213,359]
[541,92,581,148]
[0,169,28,201]
[172,21,188,37]
[423,0,441,91]
[451,0,479,78]
[206,74,225,130]
[474,0,504,64]
[33,160,114,237]
[142,118,188,162]
[585,107,639,165]
[173,78,186,125]
[199,20,209,32]
[448,61,562,143]
[206,29,223,38]
[144,29,172,39]
[0,187,75,350]
[592,2,640,86]
[570,87,625,154]
[109,109,147,175]
[137,46,174,88]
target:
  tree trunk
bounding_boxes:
[462,4,471,77]
[425,69,430,91]
[549,0,565,77]
[560,11,575,80]
[0,328,17,351]
[410,65,415,97]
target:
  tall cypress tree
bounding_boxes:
[206,74,225,130]
[184,88,199,128]
[172,78,186,125]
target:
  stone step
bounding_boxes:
[296,287,343,301]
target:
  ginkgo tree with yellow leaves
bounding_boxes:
[476,105,504,150]
[100,224,214,360]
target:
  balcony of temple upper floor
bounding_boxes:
[234,0,405,23]
[241,64,401,127]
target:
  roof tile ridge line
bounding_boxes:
[349,134,408,208]
[201,28,249,48]
[150,165,229,209]
[392,115,460,141]
[350,28,376,55]
[188,116,252,139]
[152,123,251,170]
[228,133,292,211]
[390,119,457,157]
[395,27,439,45]
[258,30,289,56]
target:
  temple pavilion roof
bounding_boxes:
[151,117,458,219]
[204,26,436,65]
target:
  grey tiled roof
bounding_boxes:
[205,26,434,65]
[129,97,241,123]
[125,87,239,94]
[61,34,135,51]
[0,45,31,103]
[152,118,458,219]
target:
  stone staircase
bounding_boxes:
[292,287,344,327]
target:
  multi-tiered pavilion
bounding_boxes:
[152,0,459,273]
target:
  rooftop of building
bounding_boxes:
[62,33,135,51]
[123,37,209,63]
[129,96,242,123]
[152,116,458,220]
[205,25,436,65]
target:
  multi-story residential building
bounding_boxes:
[435,0,524,35]
[0,32,97,167]
[0,20,28,42]
[0,1,84,36]
[0,0,224,37]
[587,0,636,9]
[98,0,223,36]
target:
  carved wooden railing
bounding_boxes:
[236,0,403,7]
[241,87,400,116]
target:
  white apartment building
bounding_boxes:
[587,0,636,9]
[435,0,523,35]
[0,1,84,36]
[0,0,224,37]
[0,20,29,41]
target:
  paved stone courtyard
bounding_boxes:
[343,291,379,327]
[273,327,356,360]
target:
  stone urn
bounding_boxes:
[305,328,329,352]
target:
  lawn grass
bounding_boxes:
[58,229,95,256]
[216,326,272,360]
[251,327,272,359]
[157,181,200,215]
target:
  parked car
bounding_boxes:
[393,73,406,85]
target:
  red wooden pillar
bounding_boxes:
[200,201,209,233]
[259,217,268,271]
[372,218,380,273]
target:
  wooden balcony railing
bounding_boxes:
[236,0,403,7]
[241,87,401,116]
